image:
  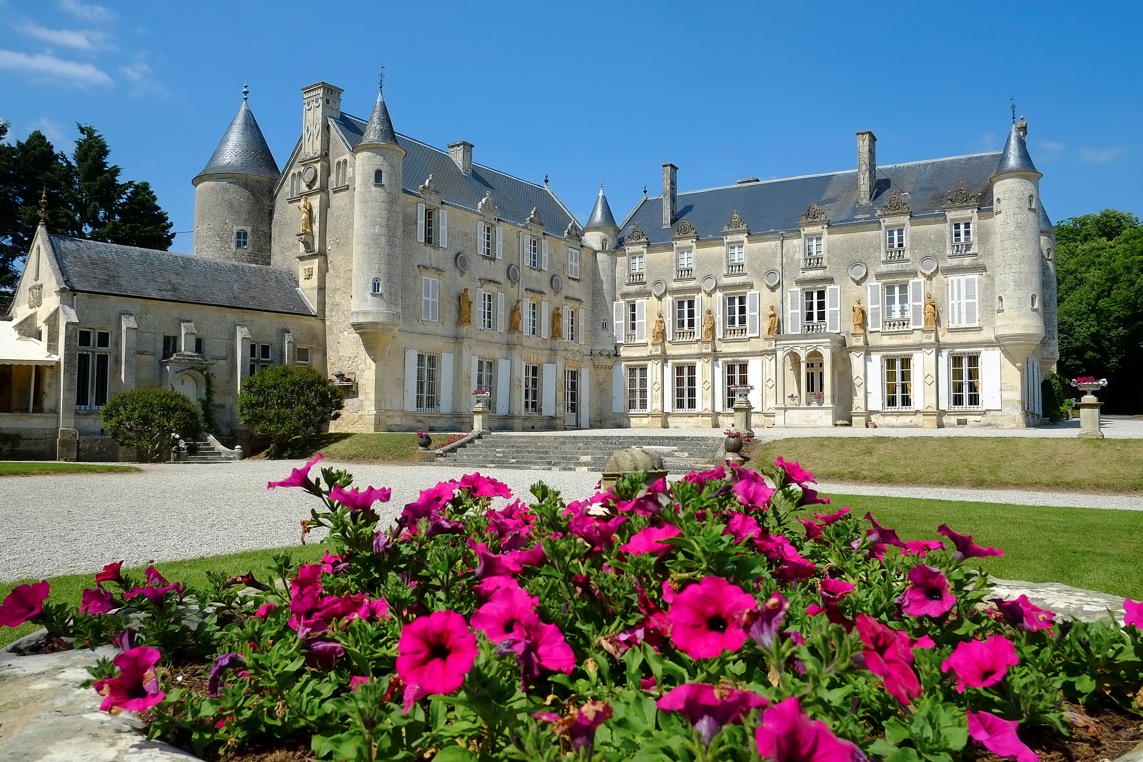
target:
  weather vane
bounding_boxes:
[242,82,249,102]
[1010,97,1016,124]
[378,65,385,93]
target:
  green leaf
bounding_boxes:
[431,745,478,761]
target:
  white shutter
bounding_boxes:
[695,361,705,411]
[421,277,430,321]
[665,296,674,342]
[495,225,503,260]
[497,358,512,413]
[613,301,624,343]
[541,300,550,339]
[982,349,1002,410]
[746,290,760,337]
[715,294,724,339]
[477,221,485,255]
[909,279,924,329]
[662,361,672,413]
[542,238,549,271]
[868,282,882,332]
[612,364,624,413]
[938,350,949,410]
[440,209,448,247]
[440,352,454,413]
[471,356,480,397]
[826,285,840,333]
[476,288,485,330]
[404,348,418,411]
[964,275,979,326]
[541,363,556,416]
[635,299,647,342]
[580,370,590,425]
[747,358,763,411]
[578,308,585,344]
[911,351,923,410]
[788,288,802,334]
[713,359,723,411]
[563,305,571,339]
[949,278,963,327]
[497,292,505,333]
[866,354,883,412]
[695,294,703,335]
[417,203,426,243]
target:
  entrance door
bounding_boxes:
[175,372,199,403]
[564,368,579,428]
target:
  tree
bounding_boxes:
[100,387,203,463]
[238,365,344,458]
[1054,209,1143,414]
[0,123,174,297]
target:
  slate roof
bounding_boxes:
[196,101,280,182]
[48,236,314,316]
[585,186,618,230]
[992,122,1040,178]
[330,114,576,232]
[360,91,399,148]
[618,152,1003,246]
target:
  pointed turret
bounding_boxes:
[586,185,618,230]
[992,120,1040,179]
[195,94,280,182]
[359,89,399,148]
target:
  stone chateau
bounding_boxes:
[0,81,1058,459]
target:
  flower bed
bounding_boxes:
[3,455,1142,761]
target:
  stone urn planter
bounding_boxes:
[723,432,744,454]
[1071,377,1108,439]
[416,431,432,449]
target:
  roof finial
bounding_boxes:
[1010,96,1016,124]
[242,82,249,102]
[543,173,549,185]
[642,185,648,199]
[38,187,48,225]
[378,65,385,93]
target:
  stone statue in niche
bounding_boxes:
[702,309,715,342]
[852,299,866,333]
[651,312,666,344]
[509,299,522,333]
[299,195,314,237]
[766,305,780,337]
[924,293,939,330]
[458,288,472,326]
[551,307,563,339]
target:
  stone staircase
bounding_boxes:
[438,433,723,474]
[172,435,242,464]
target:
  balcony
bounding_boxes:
[624,332,639,344]
[724,326,747,339]
[951,242,974,256]
[673,329,696,342]
[802,256,824,269]
[882,317,911,332]
[726,262,745,275]
[883,247,907,262]
[627,272,645,285]
[803,321,826,334]
[675,267,694,280]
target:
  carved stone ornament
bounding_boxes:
[418,174,437,194]
[477,191,499,218]
[878,190,911,216]
[944,182,978,209]
[800,203,829,225]
[625,223,648,244]
[526,207,543,227]
[721,209,749,234]
[672,217,697,239]
[303,266,314,281]
[28,283,43,308]
[564,221,582,240]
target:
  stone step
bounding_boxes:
[438,433,723,473]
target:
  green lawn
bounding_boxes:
[0,462,141,476]
[746,437,1143,493]
[312,432,464,461]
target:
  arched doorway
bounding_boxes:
[174,372,200,404]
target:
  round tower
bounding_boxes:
[989,118,1045,364]
[192,86,279,265]
[349,87,406,337]
[1038,203,1060,371]
[583,184,620,252]
[584,185,620,354]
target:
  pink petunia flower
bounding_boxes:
[0,581,50,627]
[305,639,345,670]
[815,507,850,524]
[254,602,277,620]
[992,595,1054,633]
[681,465,726,489]
[207,653,246,697]
[458,472,512,499]
[1123,599,1142,629]
[93,646,165,715]
[658,682,768,747]
[899,564,956,618]
[733,472,775,510]
[267,453,323,489]
[775,457,815,487]
[80,587,120,615]
[669,577,756,660]
[124,583,184,608]
[471,586,540,642]
[864,513,906,549]
[620,524,681,556]
[941,634,1019,693]
[901,540,945,557]
[329,484,391,511]
[144,565,168,586]
[499,617,576,688]
[755,696,857,762]
[94,561,124,586]
[724,512,763,544]
[856,614,929,705]
[966,710,1038,762]
[745,592,788,649]
[396,610,478,703]
[937,524,1003,560]
[349,675,372,691]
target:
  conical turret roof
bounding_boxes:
[992,121,1040,178]
[359,89,399,148]
[196,99,279,181]
[585,185,618,230]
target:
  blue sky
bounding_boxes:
[1,0,1140,253]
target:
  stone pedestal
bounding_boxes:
[1078,395,1103,439]
[732,398,753,436]
[55,428,78,462]
[472,400,489,433]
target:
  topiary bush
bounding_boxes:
[100,387,202,462]
[1041,372,1074,422]
[238,365,343,458]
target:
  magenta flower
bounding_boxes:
[669,576,756,659]
[472,586,540,642]
[992,595,1054,633]
[855,614,928,705]
[267,453,323,489]
[499,618,576,688]
[657,683,768,747]
[902,540,945,557]
[143,565,168,586]
[396,610,478,700]
[94,561,124,586]
[941,634,1019,692]
[745,592,789,649]
[1125,599,1142,629]
[305,639,345,670]
[681,465,726,489]
[329,484,391,511]
[93,646,165,715]
[775,457,815,487]
[207,653,246,697]
[864,513,905,549]
[458,471,513,499]
[124,583,183,608]
[620,524,681,556]
[401,481,459,525]
[819,578,855,607]
[254,602,277,620]
[733,470,774,510]
[757,534,818,583]
[536,701,612,754]
[815,507,850,524]
[0,580,50,627]
[937,524,1003,560]
[966,710,1038,762]
[899,564,956,618]
[81,587,120,615]
[755,696,856,762]
[798,485,830,506]
[724,512,762,544]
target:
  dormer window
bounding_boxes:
[803,235,824,268]
[373,169,383,185]
[727,243,745,274]
[951,221,973,256]
[371,278,382,295]
[235,230,248,250]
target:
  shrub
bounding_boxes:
[100,387,202,462]
[1041,372,1074,422]
[238,365,343,458]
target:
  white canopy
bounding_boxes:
[0,321,59,365]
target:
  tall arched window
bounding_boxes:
[371,278,382,295]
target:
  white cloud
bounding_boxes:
[14,20,112,51]
[0,49,113,86]
[1038,140,1064,154]
[57,0,116,22]
[119,59,167,97]
[976,132,999,152]
[1079,146,1127,164]
[27,117,66,145]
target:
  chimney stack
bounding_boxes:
[449,141,473,175]
[856,131,877,205]
[662,163,677,228]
